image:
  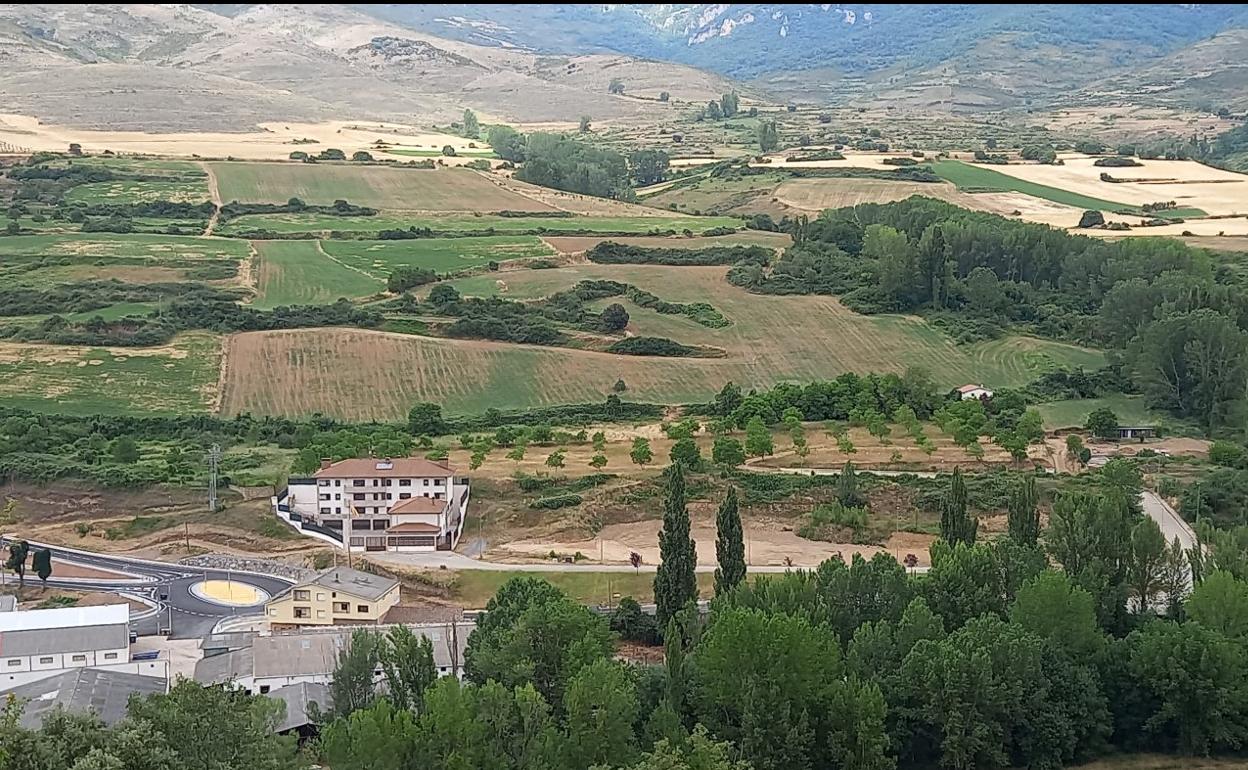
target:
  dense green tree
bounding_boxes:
[714,487,746,596]
[380,625,437,713]
[711,436,745,468]
[110,436,139,464]
[407,402,447,436]
[938,469,977,546]
[487,125,527,162]
[922,541,1004,628]
[655,464,698,626]
[1045,491,1133,634]
[563,659,639,768]
[837,460,864,508]
[621,726,751,770]
[630,149,670,186]
[1010,571,1104,659]
[32,548,52,587]
[705,100,723,120]
[461,109,480,137]
[1085,407,1120,440]
[744,416,774,458]
[319,699,418,770]
[720,92,739,117]
[669,437,702,469]
[1186,571,1248,640]
[1128,517,1168,613]
[756,121,779,153]
[630,437,654,467]
[1007,475,1040,545]
[599,302,630,332]
[515,133,631,199]
[330,630,383,718]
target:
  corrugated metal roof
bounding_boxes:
[0,604,128,633]
[0,623,128,657]
[267,682,332,733]
[9,669,166,729]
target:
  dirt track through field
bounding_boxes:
[201,161,222,237]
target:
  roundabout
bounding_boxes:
[188,579,270,607]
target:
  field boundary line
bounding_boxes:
[200,161,222,237]
[313,240,384,280]
[211,333,230,415]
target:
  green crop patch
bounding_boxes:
[321,236,555,275]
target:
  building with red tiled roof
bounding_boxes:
[277,457,470,554]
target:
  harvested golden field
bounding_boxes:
[210,162,553,211]
[985,154,1248,216]
[0,115,483,160]
[541,231,792,253]
[220,266,1104,420]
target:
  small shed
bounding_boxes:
[1116,426,1157,442]
[957,384,994,401]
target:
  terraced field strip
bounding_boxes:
[382,148,498,158]
[0,233,249,262]
[0,332,221,416]
[542,231,792,253]
[322,236,556,276]
[251,240,383,309]
[208,162,553,211]
[216,212,745,236]
[927,160,1139,212]
[221,267,1108,420]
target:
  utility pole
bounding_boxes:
[207,444,222,513]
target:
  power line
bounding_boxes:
[207,444,222,512]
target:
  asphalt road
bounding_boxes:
[2,539,292,639]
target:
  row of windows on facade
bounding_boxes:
[8,652,120,666]
[288,603,370,619]
[319,491,445,502]
[349,536,435,547]
[319,478,446,487]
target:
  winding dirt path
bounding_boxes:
[200,161,222,237]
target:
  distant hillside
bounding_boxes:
[0,4,738,131]
[366,4,1248,109]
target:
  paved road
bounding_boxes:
[1140,491,1197,552]
[2,539,292,639]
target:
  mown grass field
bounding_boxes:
[0,233,248,262]
[220,266,1105,420]
[209,162,551,211]
[1032,394,1200,435]
[322,236,555,275]
[251,241,383,309]
[64,179,211,205]
[216,212,744,236]
[0,332,221,415]
[927,160,1205,217]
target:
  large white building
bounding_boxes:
[0,604,166,691]
[275,457,470,553]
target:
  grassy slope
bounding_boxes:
[0,333,221,416]
[216,212,743,235]
[322,236,555,275]
[251,241,383,309]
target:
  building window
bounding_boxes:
[294,590,310,601]
[260,685,271,694]
[318,480,330,487]
[316,610,326,618]
[334,480,341,486]
[434,493,443,500]
[104,653,118,661]
[423,479,430,486]
[353,493,365,501]
[71,655,87,663]
[357,605,369,613]
[334,602,350,613]
[349,537,364,547]
[334,493,341,500]
[335,507,342,514]
[399,493,411,500]
[434,478,445,486]
[352,480,364,487]
[319,493,331,501]
[268,608,277,616]
[399,479,411,487]
[317,593,326,601]
[319,507,330,514]
[7,660,19,667]
[382,479,392,486]
[294,607,311,619]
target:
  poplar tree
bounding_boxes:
[714,487,745,595]
[655,464,697,626]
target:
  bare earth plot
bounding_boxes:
[208,162,554,211]
[220,267,1104,420]
[0,332,221,416]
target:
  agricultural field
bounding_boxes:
[926,159,1141,212]
[43,156,212,204]
[0,232,248,261]
[321,236,555,275]
[220,266,1104,420]
[1035,395,1178,432]
[208,162,552,211]
[771,177,957,211]
[541,231,791,253]
[251,241,383,309]
[215,211,744,236]
[982,155,1246,216]
[0,332,221,415]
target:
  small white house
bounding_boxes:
[957,384,994,401]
